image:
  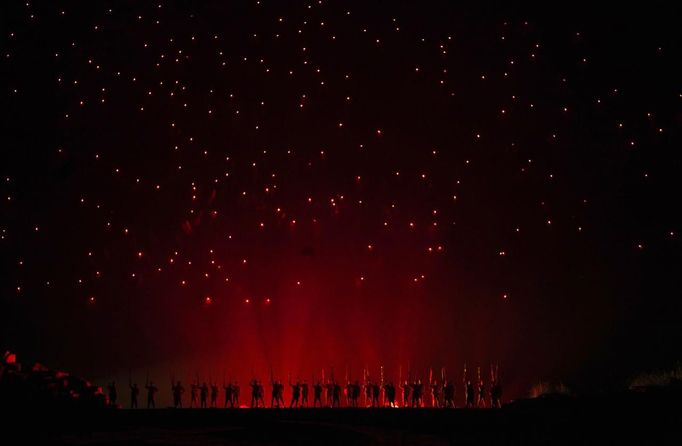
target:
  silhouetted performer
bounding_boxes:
[365,380,373,407]
[353,381,362,407]
[277,381,285,406]
[271,380,283,408]
[172,380,185,408]
[430,381,441,408]
[313,381,323,407]
[401,380,411,407]
[332,381,342,407]
[477,380,486,408]
[465,380,475,408]
[411,380,423,408]
[210,383,219,408]
[233,382,241,407]
[301,380,309,407]
[290,380,301,408]
[250,379,263,408]
[107,381,118,407]
[130,383,139,408]
[200,382,209,408]
[385,382,396,407]
[145,381,158,408]
[224,382,233,408]
[258,381,265,407]
[491,380,502,408]
[270,380,277,408]
[326,380,334,407]
[371,382,380,407]
[443,381,455,408]
[345,381,353,407]
[190,382,198,408]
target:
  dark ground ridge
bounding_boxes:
[8,391,682,445]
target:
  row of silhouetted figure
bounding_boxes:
[108,364,503,409]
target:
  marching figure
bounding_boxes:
[289,377,301,408]
[223,381,233,408]
[200,382,209,408]
[250,379,264,408]
[145,380,158,408]
[301,380,309,407]
[210,382,219,408]
[190,380,199,408]
[232,381,241,407]
[172,380,185,408]
[313,380,323,407]
[107,381,118,407]
[129,382,139,409]
[443,380,455,408]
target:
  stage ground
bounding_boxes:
[11,393,682,445]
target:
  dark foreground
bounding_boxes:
[10,392,682,445]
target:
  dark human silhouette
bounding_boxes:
[107,381,117,407]
[326,380,334,407]
[477,379,487,408]
[430,380,441,408]
[401,380,411,407]
[443,380,455,408]
[145,381,158,408]
[300,380,309,407]
[313,381,323,407]
[371,381,380,407]
[250,379,264,408]
[364,380,373,407]
[466,380,475,408]
[129,382,139,409]
[332,381,342,408]
[353,380,362,407]
[411,380,424,408]
[289,378,300,408]
[210,383,218,408]
[270,379,277,408]
[491,379,503,408]
[190,381,198,408]
[172,380,185,408]
[223,382,233,408]
[490,364,502,408]
[232,381,241,407]
[385,381,396,407]
[200,382,209,408]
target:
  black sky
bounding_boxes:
[1,1,681,399]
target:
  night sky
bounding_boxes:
[2,1,682,404]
